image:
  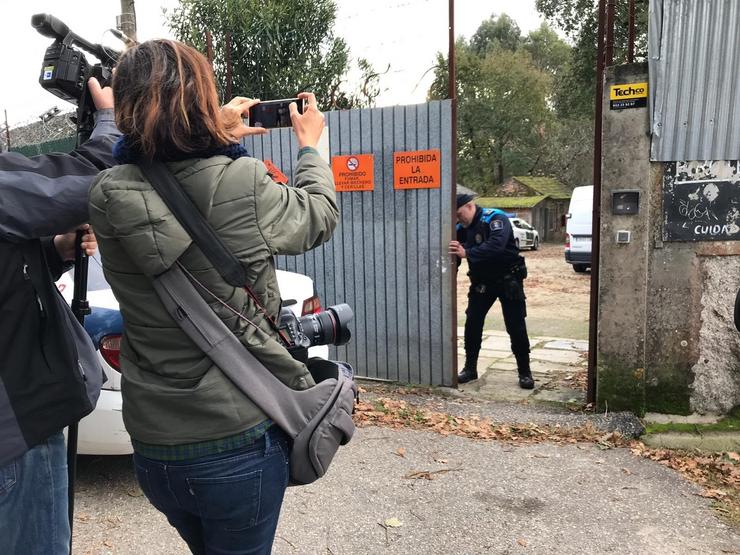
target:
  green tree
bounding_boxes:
[523,22,570,76]
[430,39,552,191]
[535,0,649,119]
[470,13,522,55]
[167,0,373,110]
[533,117,594,188]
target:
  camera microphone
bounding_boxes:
[109,28,136,47]
[31,13,70,41]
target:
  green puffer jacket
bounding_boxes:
[88,149,338,445]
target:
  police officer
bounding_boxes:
[449,186,535,388]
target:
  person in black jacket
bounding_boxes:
[0,77,119,553]
[449,186,535,389]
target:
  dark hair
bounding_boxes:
[112,39,231,161]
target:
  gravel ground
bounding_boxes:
[71,392,737,554]
[359,384,645,438]
[72,427,739,554]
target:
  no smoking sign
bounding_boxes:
[346,157,360,171]
[332,154,374,192]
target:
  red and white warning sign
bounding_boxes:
[332,154,374,192]
[263,159,289,184]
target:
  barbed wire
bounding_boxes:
[2,110,77,149]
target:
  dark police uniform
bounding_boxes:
[456,206,533,387]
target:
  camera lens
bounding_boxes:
[298,304,353,347]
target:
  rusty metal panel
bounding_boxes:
[649,0,740,161]
[244,101,455,386]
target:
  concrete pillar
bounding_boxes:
[597,63,740,416]
[596,63,651,414]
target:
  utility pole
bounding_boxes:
[587,0,608,405]
[449,0,458,384]
[118,0,137,43]
[3,110,10,151]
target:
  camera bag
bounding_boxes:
[138,162,357,486]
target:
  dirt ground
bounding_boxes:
[457,243,591,340]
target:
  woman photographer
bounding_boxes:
[88,40,338,554]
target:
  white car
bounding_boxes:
[509,217,540,250]
[57,254,328,455]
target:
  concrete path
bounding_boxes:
[74,426,740,554]
[70,332,740,554]
[457,329,589,405]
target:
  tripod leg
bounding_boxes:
[67,424,78,554]
[68,230,90,553]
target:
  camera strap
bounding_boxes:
[138,162,289,343]
[139,163,247,287]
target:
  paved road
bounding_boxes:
[73,426,739,554]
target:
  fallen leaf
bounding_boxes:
[384,518,403,528]
[621,468,632,475]
[727,452,740,462]
[700,489,727,499]
[406,470,433,480]
[103,540,113,547]
[395,447,406,458]
[517,538,528,547]
[404,468,462,480]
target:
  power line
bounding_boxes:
[335,0,437,21]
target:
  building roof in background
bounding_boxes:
[511,176,571,200]
[478,195,547,209]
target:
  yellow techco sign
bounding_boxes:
[610,82,648,110]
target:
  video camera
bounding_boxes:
[31,13,124,139]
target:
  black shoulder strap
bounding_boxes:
[138,162,247,287]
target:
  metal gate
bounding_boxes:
[245,100,454,386]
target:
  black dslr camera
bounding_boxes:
[31,13,123,139]
[278,303,353,364]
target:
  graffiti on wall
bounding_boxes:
[663,161,740,241]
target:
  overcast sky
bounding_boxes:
[0,0,545,126]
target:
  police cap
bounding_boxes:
[456,185,479,209]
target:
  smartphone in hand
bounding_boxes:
[248,98,305,129]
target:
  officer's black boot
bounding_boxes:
[514,352,535,389]
[458,359,478,384]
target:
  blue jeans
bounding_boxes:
[133,426,290,555]
[0,431,70,555]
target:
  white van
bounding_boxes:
[564,185,593,273]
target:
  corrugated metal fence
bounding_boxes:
[245,100,455,386]
[649,0,740,161]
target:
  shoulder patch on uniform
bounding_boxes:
[490,219,504,231]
